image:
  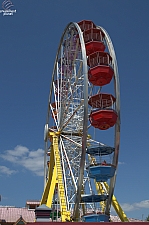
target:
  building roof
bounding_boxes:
[0,206,142,223]
[110,215,141,222]
[0,207,35,223]
[26,201,40,205]
[27,222,148,225]
[14,216,27,225]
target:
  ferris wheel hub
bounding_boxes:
[44,124,49,141]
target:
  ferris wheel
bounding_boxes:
[41,20,121,222]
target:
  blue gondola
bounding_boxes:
[86,145,115,155]
[81,194,108,203]
[88,165,116,182]
[82,214,110,222]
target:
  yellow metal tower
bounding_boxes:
[41,132,70,222]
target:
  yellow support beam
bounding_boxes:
[103,182,129,222]
[41,165,57,207]
[52,134,70,222]
[95,180,129,221]
[46,166,57,207]
[89,155,129,222]
[41,131,70,222]
[94,181,106,213]
[89,155,106,212]
[40,143,57,207]
[40,140,57,208]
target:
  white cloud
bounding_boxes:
[6,145,29,157]
[0,145,44,176]
[120,203,135,212]
[118,161,125,165]
[134,200,149,208]
[117,200,149,212]
[0,166,17,175]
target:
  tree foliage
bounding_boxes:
[146,215,149,221]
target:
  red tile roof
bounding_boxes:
[0,207,35,223]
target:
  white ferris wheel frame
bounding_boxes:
[43,22,120,217]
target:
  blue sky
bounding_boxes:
[0,0,149,221]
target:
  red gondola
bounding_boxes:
[83,28,105,55]
[51,102,57,109]
[88,93,116,108]
[88,51,114,86]
[89,109,118,130]
[78,20,96,32]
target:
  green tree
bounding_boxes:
[146,215,149,221]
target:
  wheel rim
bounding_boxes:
[45,22,88,218]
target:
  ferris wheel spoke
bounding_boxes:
[60,135,83,208]
[61,100,84,131]
[67,30,75,62]
[60,133,81,147]
[60,136,77,191]
[87,124,92,130]
[72,38,80,65]
[49,103,59,129]
[69,193,77,205]
[52,82,58,107]
[59,62,83,126]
